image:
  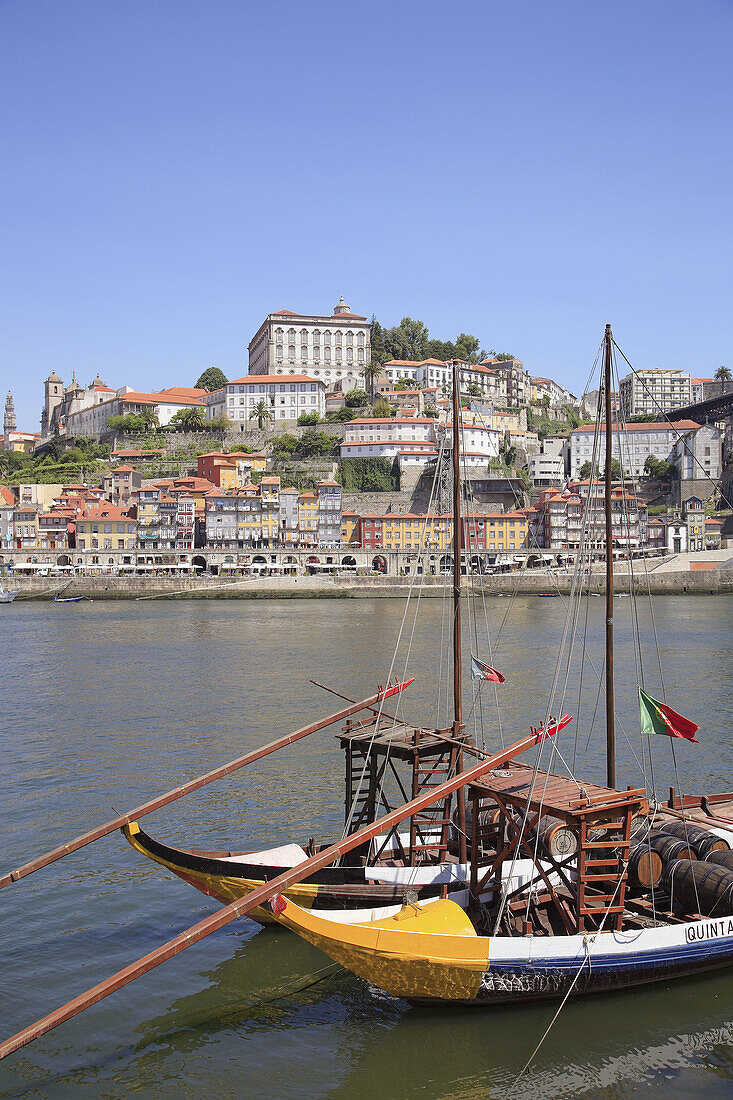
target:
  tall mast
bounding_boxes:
[603,323,616,789]
[451,362,467,865]
[451,361,463,730]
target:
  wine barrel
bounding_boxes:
[627,843,663,890]
[662,858,733,917]
[648,833,698,864]
[656,820,729,859]
[703,850,733,874]
[448,800,500,855]
[524,816,578,861]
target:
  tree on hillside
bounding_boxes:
[169,407,206,431]
[715,365,731,382]
[370,398,394,418]
[383,317,429,361]
[249,401,273,430]
[362,359,384,399]
[494,352,516,362]
[454,333,483,363]
[344,387,368,408]
[195,367,229,392]
[580,458,622,480]
[370,316,387,364]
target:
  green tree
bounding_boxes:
[383,317,429,361]
[424,404,439,418]
[369,316,387,365]
[297,411,320,426]
[344,388,368,408]
[454,333,482,363]
[426,338,457,361]
[714,365,731,381]
[467,384,482,397]
[270,433,298,457]
[370,398,394,417]
[325,408,356,422]
[169,407,206,431]
[494,352,515,362]
[195,366,228,392]
[579,458,622,480]
[295,430,339,457]
[249,401,273,430]
[362,359,384,399]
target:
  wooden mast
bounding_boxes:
[451,362,467,861]
[603,323,616,789]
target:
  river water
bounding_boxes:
[0,596,731,1099]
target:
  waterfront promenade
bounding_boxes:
[7,561,733,600]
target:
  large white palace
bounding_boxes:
[247,297,370,391]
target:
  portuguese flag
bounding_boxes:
[639,688,700,743]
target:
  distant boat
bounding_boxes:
[53,595,90,603]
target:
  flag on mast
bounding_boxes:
[639,688,699,743]
[470,656,505,684]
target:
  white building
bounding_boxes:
[205,375,326,428]
[41,371,117,438]
[528,452,565,486]
[568,419,700,479]
[531,377,574,407]
[65,388,206,438]
[382,359,508,403]
[340,416,499,470]
[248,298,369,391]
[619,368,692,420]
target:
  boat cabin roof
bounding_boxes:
[469,762,646,823]
[339,718,461,762]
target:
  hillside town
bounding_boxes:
[1,299,731,577]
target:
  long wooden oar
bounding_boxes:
[0,680,413,891]
[0,721,565,1061]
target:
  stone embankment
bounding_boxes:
[9,568,733,601]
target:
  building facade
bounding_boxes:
[619,368,692,420]
[568,420,700,479]
[248,298,369,391]
[205,375,326,428]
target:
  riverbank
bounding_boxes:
[6,567,733,600]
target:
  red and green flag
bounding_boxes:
[639,687,699,744]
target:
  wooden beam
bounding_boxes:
[0,681,414,892]
[0,723,561,1061]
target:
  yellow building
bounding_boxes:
[237,484,262,546]
[378,513,452,551]
[484,510,529,552]
[340,511,362,547]
[75,502,137,551]
[259,476,280,546]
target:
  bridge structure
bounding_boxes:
[660,389,733,425]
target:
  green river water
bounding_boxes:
[0,596,731,1099]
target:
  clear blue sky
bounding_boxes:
[2,0,731,430]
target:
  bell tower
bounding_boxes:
[4,392,16,437]
[42,371,64,434]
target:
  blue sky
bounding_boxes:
[2,0,731,430]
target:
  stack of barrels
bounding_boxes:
[655,820,733,917]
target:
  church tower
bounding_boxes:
[41,371,64,434]
[4,392,16,437]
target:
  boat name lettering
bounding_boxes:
[685,918,733,944]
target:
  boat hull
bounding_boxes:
[274,895,733,1005]
[122,822,468,925]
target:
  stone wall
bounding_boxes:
[8,568,733,600]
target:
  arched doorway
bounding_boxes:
[58,554,71,566]
[306,555,321,575]
[192,555,207,572]
[341,555,357,567]
[372,555,387,574]
[439,554,453,573]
